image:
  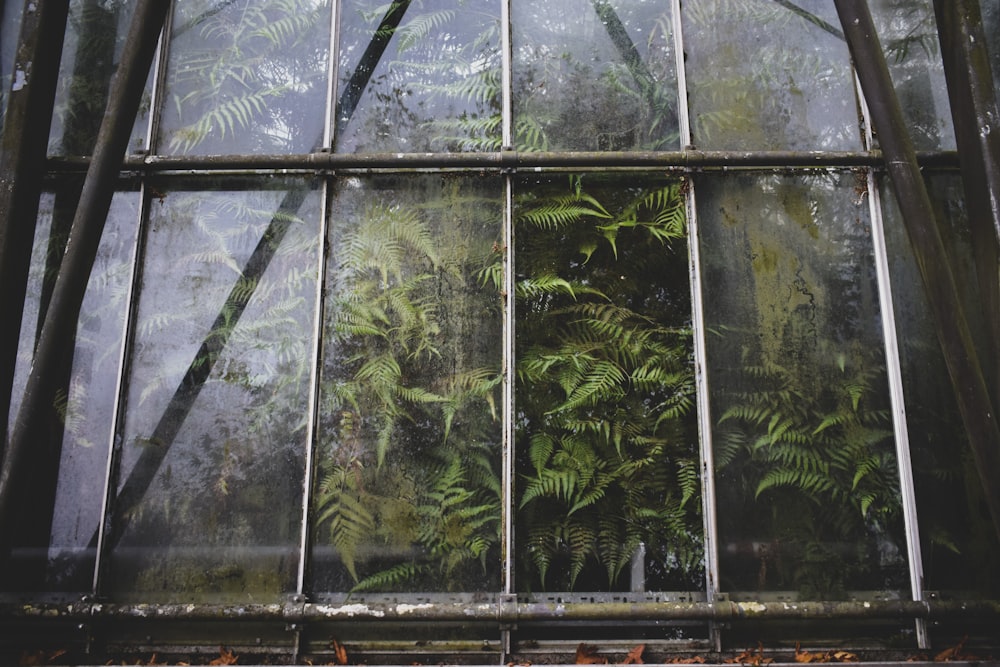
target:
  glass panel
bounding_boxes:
[871,0,955,151]
[699,172,908,597]
[48,0,149,156]
[880,174,1000,596]
[311,175,502,594]
[0,0,22,133]
[334,0,500,152]
[984,0,1000,96]
[515,175,701,592]
[512,0,680,151]
[5,187,139,593]
[158,0,332,155]
[682,1,861,151]
[109,180,321,601]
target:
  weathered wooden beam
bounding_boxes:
[835,0,1000,545]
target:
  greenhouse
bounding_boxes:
[1,0,999,663]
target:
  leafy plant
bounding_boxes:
[513,176,702,591]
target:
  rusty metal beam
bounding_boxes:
[0,0,170,559]
[934,0,1000,406]
[835,0,1000,546]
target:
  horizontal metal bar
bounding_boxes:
[5,598,999,624]
[44,149,961,174]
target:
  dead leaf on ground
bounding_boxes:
[575,643,609,664]
[18,649,66,666]
[330,639,348,665]
[795,643,858,663]
[622,644,645,664]
[934,635,968,662]
[725,642,773,666]
[208,646,238,665]
[662,657,706,664]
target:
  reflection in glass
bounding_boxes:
[699,172,908,597]
[110,182,321,601]
[515,176,701,592]
[871,0,955,150]
[880,175,1000,596]
[158,0,332,154]
[6,189,139,592]
[983,1,1000,96]
[47,0,149,155]
[683,1,860,151]
[512,0,679,151]
[311,175,502,593]
[334,0,500,152]
[0,0,23,134]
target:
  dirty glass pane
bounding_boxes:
[47,0,149,156]
[984,1,1000,95]
[158,0,332,155]
[515,175,701,592]
[683,1,861,151]
[109,181,321,601]
[880,174,1000,596]
[512,0,680,151]
[5,187,138,593]
[334,0,500,152]
[871,0,955,151]
[0,0,22,134]
[310,175,502,594]
[699,172,908,597]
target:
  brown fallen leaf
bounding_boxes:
[19,649,66,666]
[208,646,238,665]
[330,639,348,665]
[663,657,706,664]
[622,644,645,665]
[575,643,608,664]
[725,643,773,666]
[934,635,968,662]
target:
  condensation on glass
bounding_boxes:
[5,188,139,592]
[109,180,322,601]
[879,174,1000,597]
[47,0,149,156]
[682,0,860,151]
[870,0,956,151]
[334,0,501,153]
[158,0,333,155]
[512,0,680,151]
[310,174,503,594]
[698,172,909,598]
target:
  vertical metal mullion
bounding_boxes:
[672,0,720,651]
[294,1,340,604]
[500,3,515,663]
[91,7,172,596]
[855,75,928,650]
[500,0,512,150]
[143,7,173,156]
[295,183,329,598]
[323,0,341,150]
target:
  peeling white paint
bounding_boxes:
[12,69,26,92]
[863,601,871,608]
[315,603,384,618]
[742,601,767,613]
[397,603,433,615]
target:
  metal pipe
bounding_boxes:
[4,598,999,624]
[0,0,170,559]
[835,0,1000,546]
[44,150,961,173]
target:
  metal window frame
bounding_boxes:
[2,0,999,662]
